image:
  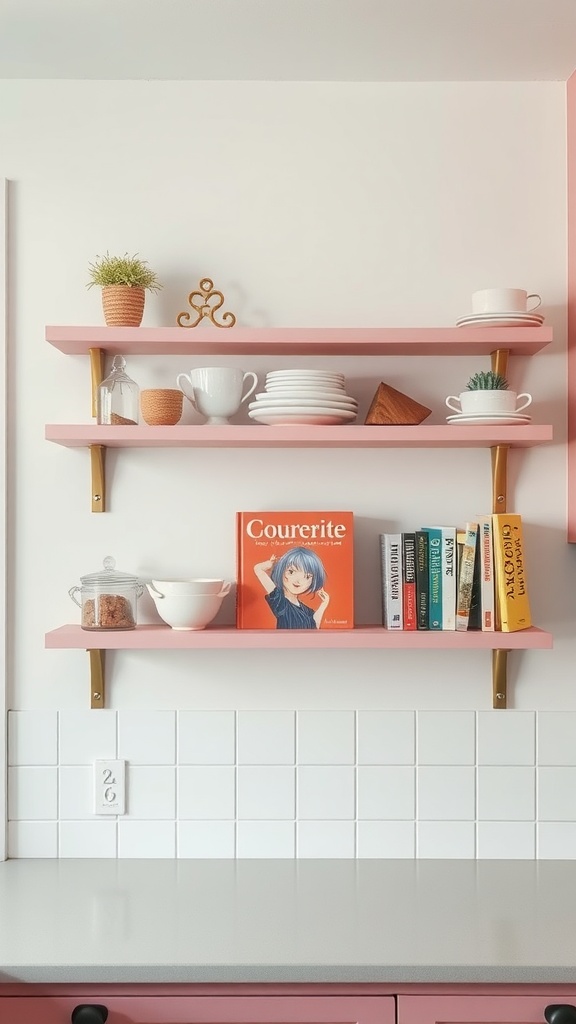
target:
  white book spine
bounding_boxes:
[476,515,495,631]
[441,527,457,630]
[380,533,403,630]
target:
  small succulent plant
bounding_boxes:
[466,370,508,391]
[87,252,162,291]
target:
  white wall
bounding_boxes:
[0,79,573,857]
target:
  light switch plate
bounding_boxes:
[93,759,126,815]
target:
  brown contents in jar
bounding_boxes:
[82,593,135,629]
[111,412,137,425]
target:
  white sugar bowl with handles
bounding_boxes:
[146,580,231,630]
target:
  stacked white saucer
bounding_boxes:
[248,369,358,425]
[456,310,545,328]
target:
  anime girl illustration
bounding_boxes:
[253,546,330,629]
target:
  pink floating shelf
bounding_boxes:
[45,325,553,357]
[45,624,553,651]
[45,424,553,449]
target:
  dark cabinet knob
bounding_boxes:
[71,1006,109,1024]
[545,1006,576,1024]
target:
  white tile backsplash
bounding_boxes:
[357,820,415,858]
[118,820,176,858]
[127,765,176,818]
[59,820,117,858]
[8,710,58,765]
[178,765,236,819]
[7,710,576,859]
[538,821,576,858]
[237,765,295,819]
[417,821,476,858]
[417,711,475,765]
[357,766,415,819]
[178,820,236,858]
[297,765,355,819]
[537,712,576,765]
[417,766,476,820]
[297,821,356,858]
[357,710,415,765]
[477,711,535,765]
[297,711,355,764]
[118,710,176,764]
[477,821,536,859]
[178,711,235,764]
[59,710,117,764]
[237,821,295,858]
[8,821,58,858]
[237,711,295,764]
[8,766,58,819]
[538,767,576,820]
[477,766,536,820]
[59,765,92,819]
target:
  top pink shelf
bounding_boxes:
[45,325,553,357]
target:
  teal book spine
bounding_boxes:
[422,527,443,629]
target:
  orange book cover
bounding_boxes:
[236,511,354,630]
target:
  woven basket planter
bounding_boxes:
[141,388,183,425]
[102,285,145,327]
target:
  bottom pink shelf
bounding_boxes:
[45,624,553,651]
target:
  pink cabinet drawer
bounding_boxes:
[397,995,576,1024]
[0,994,395,1024]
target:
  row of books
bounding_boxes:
[380,515,532,633]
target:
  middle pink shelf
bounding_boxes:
[45,624,553,651]
[45,424,553,449]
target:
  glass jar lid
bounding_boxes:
[79,555,142,587]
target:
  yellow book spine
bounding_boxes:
[492,514,532,632]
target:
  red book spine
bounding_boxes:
[402,533,417,631]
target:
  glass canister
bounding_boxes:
[97,355,140,425]
[69,556,144,630]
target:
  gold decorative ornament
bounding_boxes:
[177,277,237,329]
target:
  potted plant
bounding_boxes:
[446,369,532,417]
[466,370,509,392]
[87,252,161,327]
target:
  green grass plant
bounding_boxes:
[87,252,161,291]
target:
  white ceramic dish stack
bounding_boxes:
[249,369,358,425]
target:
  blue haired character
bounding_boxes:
[253,546,330,629]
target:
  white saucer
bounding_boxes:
[251,397,358,411]
[457,312,544,328]
[446,413,532,425]
[249,407,357,425]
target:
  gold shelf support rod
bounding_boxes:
[490,348,511,708]
[89,650,106,709]
[88,348,107,513]
[90,444,106,513]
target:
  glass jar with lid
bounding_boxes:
[97,355,140,425]
[69,556,144,630]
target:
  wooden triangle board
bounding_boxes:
[364,382,432,425]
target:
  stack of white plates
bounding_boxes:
[248,369,358,425]
[456,311,545,328]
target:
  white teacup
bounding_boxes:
[176,366,258,424]
[446,390,533,415]
[472,288,541,315]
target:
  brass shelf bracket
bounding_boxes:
[90,444,106,512]
[490,350,512,707]
[89,347,105,418]
[89,650,106,708]
[492,648,510,708]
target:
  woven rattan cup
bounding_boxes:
[141,388,183,425]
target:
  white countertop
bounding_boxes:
[1,859,576,985]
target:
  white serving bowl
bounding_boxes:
[151,578,226,597]
[146,584,231,630]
